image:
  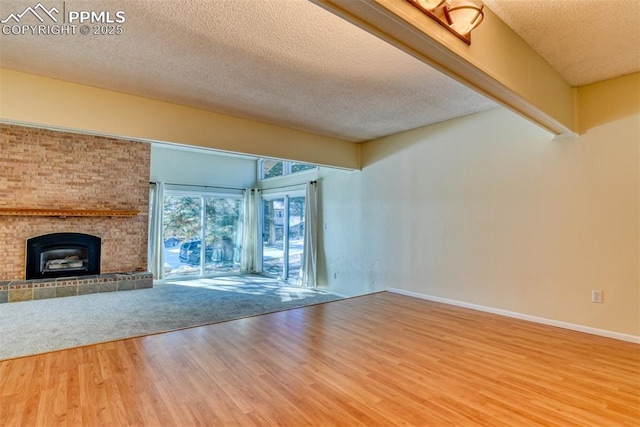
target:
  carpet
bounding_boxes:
[0,276,342,360]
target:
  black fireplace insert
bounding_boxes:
[26,232,101,280]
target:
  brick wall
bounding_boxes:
[0,124,150,280]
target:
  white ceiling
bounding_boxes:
[0,0,638,143]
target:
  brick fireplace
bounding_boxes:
[0,123,151,303]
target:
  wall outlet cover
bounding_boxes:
[591,290,603,303]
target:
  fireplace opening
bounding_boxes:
[26,233,101,280]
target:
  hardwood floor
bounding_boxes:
[1,292,638,426]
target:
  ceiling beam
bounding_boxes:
[311,0,577,137]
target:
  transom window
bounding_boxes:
[259,159,316,180]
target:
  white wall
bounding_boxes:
[318,96,639,337]
[318,160,411,296]
[150,145,257,188]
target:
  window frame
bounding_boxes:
[159,186,244,279]
[258,159,317,181]
[260,189,306,281]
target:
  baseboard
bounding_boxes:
[327,291,351,298]
[386,288,640,344]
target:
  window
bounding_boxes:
[162,191,243,278]
[261,192,305,281]
[291,163,316,174]
[259,159,316,180]
[261,159,284,179]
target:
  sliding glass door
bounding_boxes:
[163,195,202,277]
[162,191,242,278]
[204,198,242,275]
[261,193,305,281]
[287,196,305,282]
[262,197,285,277]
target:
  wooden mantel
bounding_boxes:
[0,208,140,218]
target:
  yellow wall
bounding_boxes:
[578,73,640,133]
[0,68,360,170]
[319,73,639,337]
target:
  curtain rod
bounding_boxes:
[258,180,317,192]
[150,181,245,191]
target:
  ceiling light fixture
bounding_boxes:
[406,0,484,45]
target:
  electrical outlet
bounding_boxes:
[591,290,603,303]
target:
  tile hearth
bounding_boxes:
[0,272,153,304]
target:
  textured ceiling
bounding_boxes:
[483,0,640,86]
[0,0,637,143]
[0,0,496,142]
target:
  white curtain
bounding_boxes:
[298,181,318,287]
[149,182,165,280]
[241,189,261,273]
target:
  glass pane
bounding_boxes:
[204,197,242,275]
[287,196,305,282]
[261,160,284,179]
[163,195,202,278]
[262,198,285,277]
[291,163,316,173]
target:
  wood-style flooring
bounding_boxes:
[1,292,638,426]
